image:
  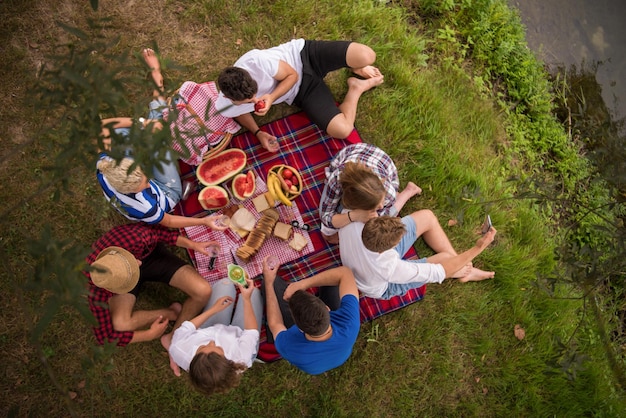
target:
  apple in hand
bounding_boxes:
[254,100,266,112]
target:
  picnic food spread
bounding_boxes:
[236,208,280,262]
[267,164,303,207]
[196,148,247,186]
[232,171,256,200]
[198,185,229,210]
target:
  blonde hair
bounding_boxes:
[97,157,145,194]
[362,216,406,253]
[339,162,386,210]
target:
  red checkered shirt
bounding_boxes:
[86,223,180,346]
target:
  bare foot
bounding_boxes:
[403,182,422,197]
[142,48,160,71]
[347,75,384,94]
[457,267,495,283]
[322,232,339,245]
[353,65,382,79]
[160,333,182,377]
[166,302,182,321]
[142,48,164,93]
[451,263,472,279]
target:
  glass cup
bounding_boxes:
[266,255,279,271]
[207,244,220,270]
[215,214,231,228]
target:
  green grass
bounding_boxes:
[1,0,624,416]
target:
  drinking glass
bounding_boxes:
[266,255,279,271]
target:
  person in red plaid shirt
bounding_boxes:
[86,223,216,351]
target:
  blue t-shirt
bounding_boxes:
[275,294,360,375]
[96,153,173,224]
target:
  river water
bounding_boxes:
[509,0,626,123]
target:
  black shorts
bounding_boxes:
[129,243,188,296]
[294,40,352,131]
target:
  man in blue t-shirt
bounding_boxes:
[263,262,360,375]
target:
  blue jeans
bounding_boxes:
[114,99,183,204]
[379,215,428,299]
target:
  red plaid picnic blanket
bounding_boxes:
[174,111,427,362]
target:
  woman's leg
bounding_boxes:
[231,287,263,333]
[199,279,236,329]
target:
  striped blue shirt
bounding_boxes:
[96,154,174,224]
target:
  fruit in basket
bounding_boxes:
[198,185,229,210]
[232,171,256,200]
[196,148,247,186]
[267,164,303,203]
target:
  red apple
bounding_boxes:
[284,178,293,188]
[254,100,266,112]
[282,168,293,179]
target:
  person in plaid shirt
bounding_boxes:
[86,223,216,350]
[319,143,422,244]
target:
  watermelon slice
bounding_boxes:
[232,171,256,200]
[198,185,229,210]
[196,148,247,186]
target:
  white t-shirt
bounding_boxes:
[215,38,305,118]
[338,221,446,298]
[169,321,260,371]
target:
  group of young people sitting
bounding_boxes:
[86,40,497,396]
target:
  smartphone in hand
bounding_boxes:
[481,215,492,235]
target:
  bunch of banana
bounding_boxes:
[266,164,303,207]
[236,209,280,262]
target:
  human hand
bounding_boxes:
[190,240,220,256]
[238,277,255,299]
[212,296,234,312]
[283,281,304,301]
[205,215,228,231]
[254,94,273,116]
[475,227,497,250]
[262,255,279,283]
[149,315,169,339]
[351,209,379,223]
[257,131,279,153]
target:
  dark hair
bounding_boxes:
[288,290,330,336]
[339,162,386,210]
[362,216,406,252]
[217,67,258,101]
[189,351,247,396]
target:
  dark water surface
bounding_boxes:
[510,0,626,122]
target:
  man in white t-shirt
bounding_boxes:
[339,211,497,299]
[216,39,384,152]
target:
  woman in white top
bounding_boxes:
[168,278,263,396]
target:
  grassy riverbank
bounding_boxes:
[1,0,624,416]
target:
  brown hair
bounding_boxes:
[189,351,247,396]
[288,290,330,336]
[97,157,145,194]
[339,162,386,210]
[362,216,406,253]
[217,67,258,101]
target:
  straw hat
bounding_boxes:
[90,246,140,294]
